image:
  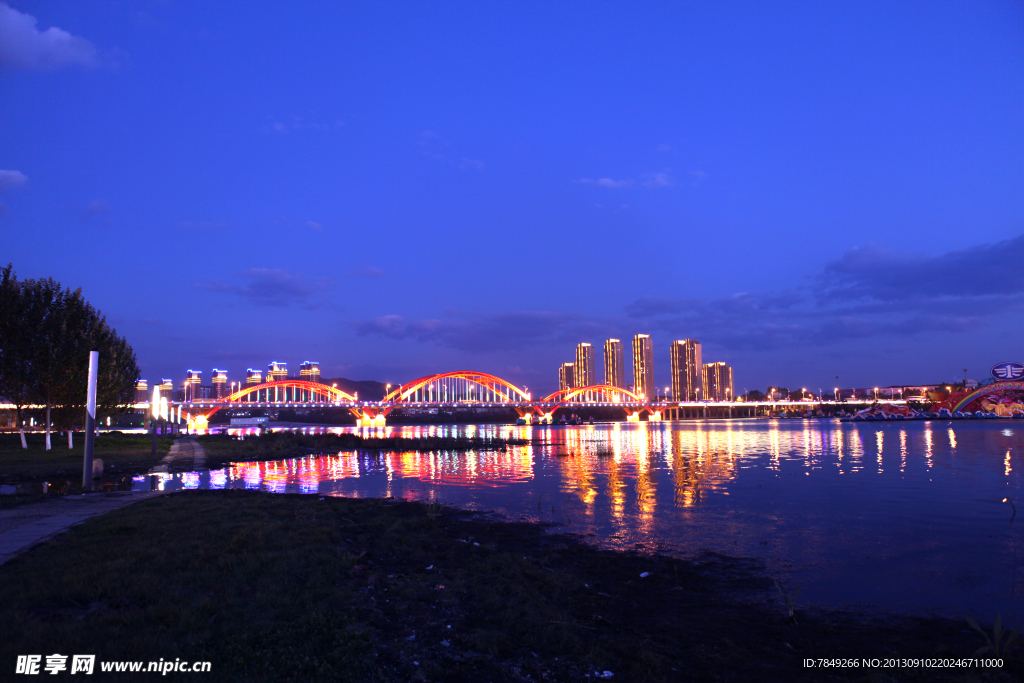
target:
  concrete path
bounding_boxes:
[150,437,206,473]
[0,437,205,567]
[0,490,167,566]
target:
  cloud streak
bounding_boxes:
[0,2,97,71]
[196,268,332,307]
[580,171,674,189]
[0,169,27,190]
[352,235,1024,354]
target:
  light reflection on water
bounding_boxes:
[137,419,1023,621]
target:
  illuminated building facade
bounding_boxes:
[212,369,228,399]
[632,334,654,399]
[185,370,202,402]
[134,379,148,403]
[574,343,595,388]
[702,362,734,402]
[559,362,575,391]
[670,339,702,401]
[299,361,320,382]
[246,368,262,385]
[267,361,287,381]
[603,339,625,388]
[159,379,174,394]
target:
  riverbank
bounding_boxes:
[196,431,530,469]
[0,432,174,487]
[0,490,1017,682]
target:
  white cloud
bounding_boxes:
[580,177,634,189]
[0,169,27,190]
[306,221,323,231]
[641,172,673,188]
[0,2,97,71]
[580,172,674,189]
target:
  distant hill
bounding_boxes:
[320,378,389,401]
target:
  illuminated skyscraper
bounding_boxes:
[134,379,148,403]
[632,334,654,399]
[575,343,595,388]
[603,339,625,388]
[267,361,287,381]
[185,370,202,402]
[299,361,320,382]
[559,362,575,391]
[702,362,734,402]
[212,369,228,399]
[246,368,262,385]
[670,339,702,401]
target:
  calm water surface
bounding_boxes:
[137,419,1023,622]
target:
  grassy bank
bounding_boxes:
[0,491,1017,682]
[198,431,529,469]
[0,432,173,483]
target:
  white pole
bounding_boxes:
[83,350,99,492]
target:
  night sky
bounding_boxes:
[2,1,1022,396]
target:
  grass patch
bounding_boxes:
[1,490,1018,682]
[0,432,173,483]
[198,431,528,469]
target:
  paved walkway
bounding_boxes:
[0,437,206,567]
[150,437,206,472]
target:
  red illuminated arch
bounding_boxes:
[540,384,646,403]
[199,379,357,418]
[385,371,531,403]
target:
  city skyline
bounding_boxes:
[1,2,1020,395]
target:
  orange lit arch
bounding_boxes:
[200,379,357,419]
[385,371,531,403]
[540,384,646,404]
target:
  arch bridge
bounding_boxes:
[181,372,673,427]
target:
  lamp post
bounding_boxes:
[874,387,879,401]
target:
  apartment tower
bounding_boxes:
[559,362,576,392]
[575,343,596,388]
[702,362,734,402]
[212,369,229,399]
[632,334,654,399]
[299,361,321,382]
[670,339,702,401]
[603,339,625,388]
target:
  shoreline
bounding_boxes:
[0,489,1018,682]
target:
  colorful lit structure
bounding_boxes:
[603,339,625,389]
[212,369,228,399]
[299,361,320,382]
[670,339,702,401]
[702,362,733,402]
[632,334,654,400]
[267,361,287,381]
[575,343,596,388]
[246,368,262,384]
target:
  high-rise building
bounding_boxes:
[575,343,595,388]
[267,361,287,381]
[603,339,625,388]
[134,379,148,403]
[185,370,202,402]
[246,368,262,384]
[632,334,654,399]
[702,362,734,402]
[212,369,228,399]
[670,339,702,401]
[559,362,575,392]
[299,361,320,382]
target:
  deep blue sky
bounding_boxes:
[2,1,1022,395]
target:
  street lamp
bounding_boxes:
[874,387,879,401]
[801,388,806,402]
